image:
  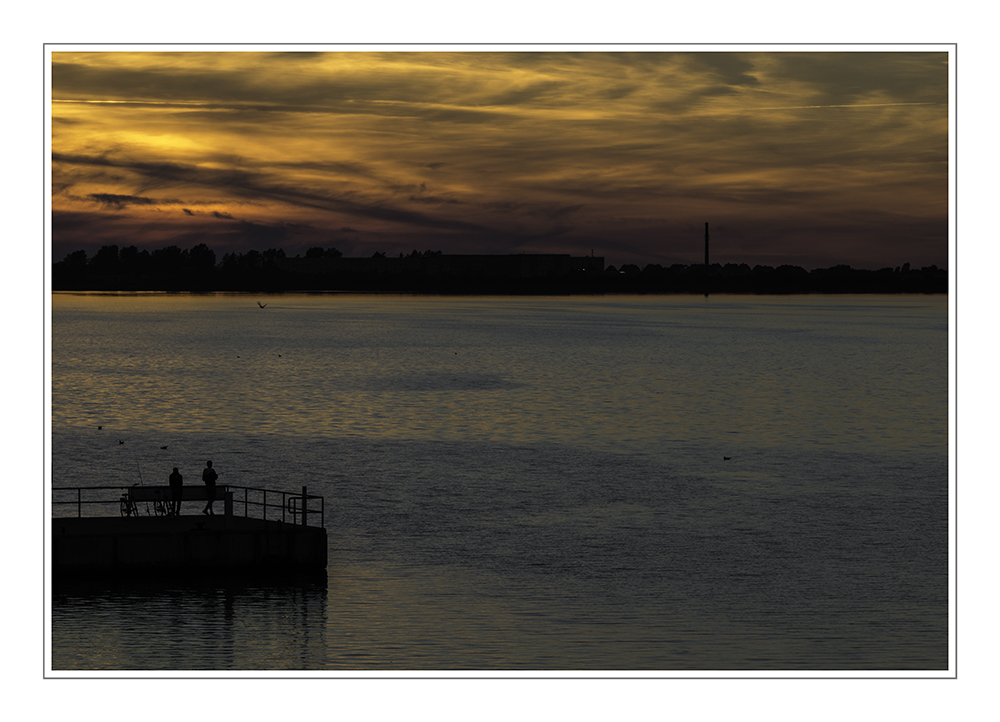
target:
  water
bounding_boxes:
[49,293,950,671]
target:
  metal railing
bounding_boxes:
[52,484,325,528]
[226,485,324,529]
[52,485,126,519]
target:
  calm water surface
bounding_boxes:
[49,293,950,671]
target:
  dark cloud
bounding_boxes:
[483,80,570,107]
[761,52,948,105]
[268,159,379,179]
[600,84,640,101]
[182,208,194,215]
[88,193,157,209]
[212,210,234,219]
[409,194,460,205]
[687,53,760,87]
[53,209,128,231]
[228,219,293,245]
[265,51,326,62]
[56,150,493,234]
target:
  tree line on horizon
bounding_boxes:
[52,243,948,294]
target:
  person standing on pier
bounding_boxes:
[202,460,218,516]
[169,467,183,516]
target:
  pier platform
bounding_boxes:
[51,485,327,579]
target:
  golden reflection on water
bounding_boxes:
[52,292,947,458]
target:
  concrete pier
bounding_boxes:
[52,515,327,578]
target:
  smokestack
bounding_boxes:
[704,222,709,266]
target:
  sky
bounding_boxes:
[50,49,950,270]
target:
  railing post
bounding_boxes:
[302,486,308,526]
[77,488,82,518]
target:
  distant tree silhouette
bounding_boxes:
[305,246,343,259]
[51,242,947,294]
[90,244,120,273]
[119,245,152,275]
[262,248,286,267]
[63,249,88,269]
[189,243,216,271]
[151,245,186,275]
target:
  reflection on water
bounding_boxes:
[52,574,329,670]
[50,293,949,671]
[51,293,947,456]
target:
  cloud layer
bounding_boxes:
[50,50,949,268]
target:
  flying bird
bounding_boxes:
[119,440,125,445]
[161,445,169,450]
[724,457,731,461]
[257,301,267,308]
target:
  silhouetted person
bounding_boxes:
[202,460,218,516]
[169,467,183,516]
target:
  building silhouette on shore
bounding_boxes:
[278,252,605,280]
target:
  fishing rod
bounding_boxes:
[132,449,152,515]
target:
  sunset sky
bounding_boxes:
[49,49,950,269]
